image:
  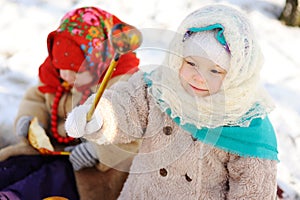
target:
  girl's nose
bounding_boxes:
[193,71,206,84]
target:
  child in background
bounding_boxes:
[0,6,140,200]
[66,4,279,199]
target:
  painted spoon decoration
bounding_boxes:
[86,23,142,121]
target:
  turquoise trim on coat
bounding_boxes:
[165,108,278,161]
[143,73,278,161]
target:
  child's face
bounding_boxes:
[179,56,227,97]
[60,70,93,87]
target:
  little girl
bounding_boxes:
[0,6,140,200]
[66,4,278,199]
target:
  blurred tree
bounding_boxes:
[279,0,300,26]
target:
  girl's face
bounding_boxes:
[179,56,227,97]
[60,70,93,87]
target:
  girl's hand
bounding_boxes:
[15,116,33,137]
[65,104,103,138]
[65,142,98,171]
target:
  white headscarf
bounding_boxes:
[146,4,274,128]
[183,30,231,71]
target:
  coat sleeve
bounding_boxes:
[14,85,49,132]
[84,71,149,145]
[227,154,278,199]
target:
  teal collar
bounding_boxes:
[165,108,278,161]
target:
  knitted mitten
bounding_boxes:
[67,142,98,171]
[15,116,33,137]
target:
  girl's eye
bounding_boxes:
[210,69,221,74]
[186,60,195,66]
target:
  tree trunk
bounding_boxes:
[279,0,300,26]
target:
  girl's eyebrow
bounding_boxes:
[185,56,196,63]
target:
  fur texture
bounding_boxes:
[84,71,278,199]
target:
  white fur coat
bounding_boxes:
[84,71,277,200]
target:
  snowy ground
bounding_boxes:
[0,0,300,198]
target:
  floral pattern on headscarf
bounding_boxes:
[55,7,115,72]
[38,7,139,93]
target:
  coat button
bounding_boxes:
[163,126,172,135]
[159,168,168,177]
[191,136,197,141]
[185,173,192,182]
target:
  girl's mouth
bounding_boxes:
[189,84,208,92]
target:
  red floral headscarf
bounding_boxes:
[37,7,140,144]
[38,6,139,93]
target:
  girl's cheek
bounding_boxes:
[76,72,94,86]
[179,65,191,79]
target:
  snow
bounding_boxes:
[0,0,299,198]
